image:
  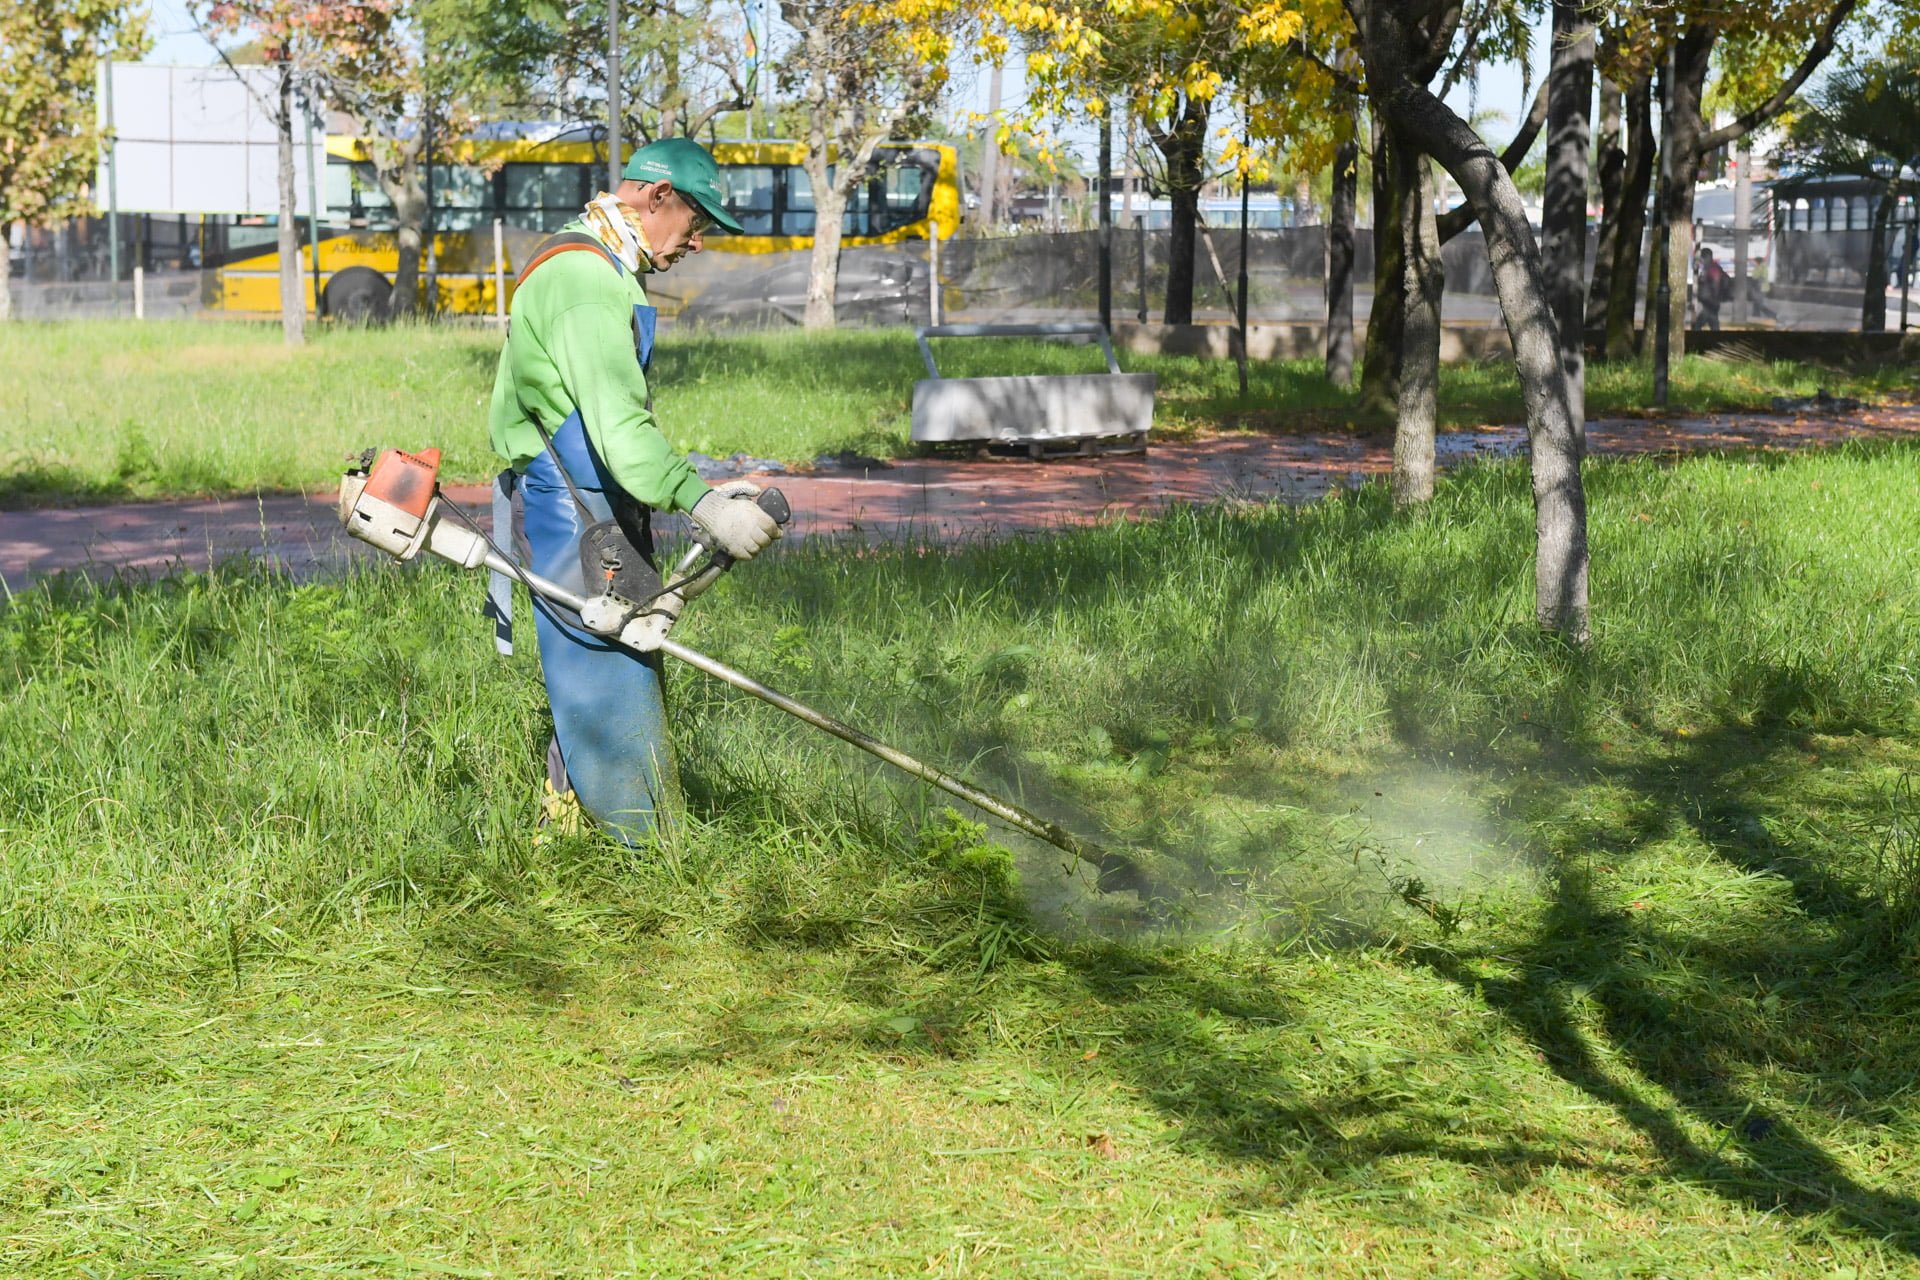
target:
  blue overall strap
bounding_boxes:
[633,303,658,373]
[518,410,677,843]
[483,469,538,656]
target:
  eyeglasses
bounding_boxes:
[679,192,714,234]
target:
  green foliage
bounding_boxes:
[0,0,147,227]
[1777,56,1920,183]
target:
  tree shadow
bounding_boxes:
[1395,661,1920,1253]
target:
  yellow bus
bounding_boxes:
[212,131,962,319]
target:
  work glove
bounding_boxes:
[690,487,782,562]
[619,587,686,654]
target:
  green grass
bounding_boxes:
[3,319,1912,506]
[4,444,1920,1274]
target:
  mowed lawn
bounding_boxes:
[3,317,1912,505]
[3,443,1918,1275]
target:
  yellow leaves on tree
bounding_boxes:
[975,0,1348,166]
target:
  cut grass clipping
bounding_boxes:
[2,319,1912,504]
[3,444,1919,1275]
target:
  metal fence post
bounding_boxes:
[1135,214,1148,324]
[928,220,941,326]
[493,217,507,323]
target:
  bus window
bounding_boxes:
[343,162,394,223]
[784,165,815,236]
[324,159,357,219]
[783,166,873,237]
[842,179,870,236]
[430,164,492,230]
[873,160,928,232]
[504,162,583,231]
[713,165,774,235]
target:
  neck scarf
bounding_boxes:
[582,192,657,274]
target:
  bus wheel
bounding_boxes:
[324,266,392,324]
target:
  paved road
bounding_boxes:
[3,405,1916,589]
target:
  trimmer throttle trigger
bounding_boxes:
[753,487,791,528]
[705,487,791,571]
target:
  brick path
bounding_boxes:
[3,405,1916,588]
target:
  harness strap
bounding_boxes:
[516,231,624,287]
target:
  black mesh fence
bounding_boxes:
[9,211,1912,333]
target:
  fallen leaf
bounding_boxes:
[1086,1133,1117,1158]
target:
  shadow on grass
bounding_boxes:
[414,442,1918,1249]
[0,465,139,510]
[1394,667,1920,1253]
[680,626,1916,1250]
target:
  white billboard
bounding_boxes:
[100,63,327,217]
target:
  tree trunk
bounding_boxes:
[1586,73,1624,330]
[1356,0,1590,640]
[1325,106,1358,386]
[1160,95,1208,325]
[802,152,847,329]
[0,230,11,322]
[389,185,426,317]
[1864,184,1896,332]
[276,65,306,347]
[1603,73,1654,360]
[1659,26,1715,359]
[357,128,426,317]
[1543,0,1593,427]
[1393,145,1440,507]
[1361,113,1405,415]
[798,27,844,331]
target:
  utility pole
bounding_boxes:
[103,49,120,301]
[423,92,438,314]
[1098,103,1111,330]
[1904,164,1917,332]
[305,99,324,316]
[744,0,757,140]
[1731,142,1751,326]
[1235,152,1249,398]
[978,62,1002,230]
[1652,49,1674,408]
[608,0,623,187]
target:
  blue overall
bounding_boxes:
[490,298,673,843]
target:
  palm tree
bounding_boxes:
[1776,60,1920,332]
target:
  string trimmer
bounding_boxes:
[337,447,1150,893]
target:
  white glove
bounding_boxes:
[618,588,686,653]
[711,479,763,500]
[690,488,781,562]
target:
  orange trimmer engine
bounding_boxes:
[337,446,487,568]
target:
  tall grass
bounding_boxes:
[3,446,1919,1274]
[4,440,1916,967]
[4,318,1911,504]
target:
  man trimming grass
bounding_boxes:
[486,136,783,843]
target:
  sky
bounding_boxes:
[139,0,1548,168]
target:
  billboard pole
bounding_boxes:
[608,0,622,182]
[305,99,323,316]
[104,50,121,300]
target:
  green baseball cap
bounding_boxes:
[621,137,744,234]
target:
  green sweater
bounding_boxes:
[487,224,711,513]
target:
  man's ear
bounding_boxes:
[649,180,678,212]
